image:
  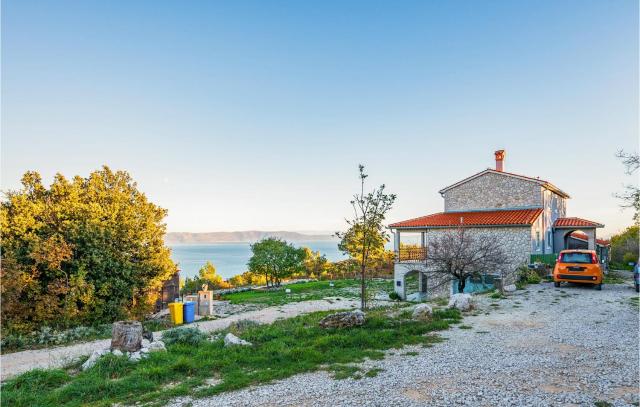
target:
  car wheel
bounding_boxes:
[595,283,602,291]
[554,282,560,288]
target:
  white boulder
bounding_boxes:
[504,284,517,293]
[412,304,433,320]
[111,349,123,357]
[81,348,110,371]
[224,333,252,347]
[129,351,142,361]
[448,293,474,311]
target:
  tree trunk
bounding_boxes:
[458,278,466,294]
[360,263,366,310]
[111,321,143,352]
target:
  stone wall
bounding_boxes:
[443,172,542,211]
[424,226,531,287]
[393,262,451,300]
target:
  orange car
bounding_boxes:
[553,249,603,290]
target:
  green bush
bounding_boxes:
[623,252,637,265]
[161,327,208,346]
[388,292,401,301]
[517,265,542,288]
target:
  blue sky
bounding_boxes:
[2,1,638,237]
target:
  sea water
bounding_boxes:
[170,241,345,280]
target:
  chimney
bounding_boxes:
[494,150,505,172]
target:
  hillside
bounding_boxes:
[165,231,335,244]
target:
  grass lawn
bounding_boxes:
[222,279,393,306]
[1,306,462,407]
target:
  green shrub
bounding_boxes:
[388,292,401,301]
[623,252,637,265]
[516,265,542,289]
[161,327,207,346]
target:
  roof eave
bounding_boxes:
[390,223,536,230]
[542,183,571,199]
[554,224,605,229]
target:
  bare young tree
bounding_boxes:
[337,165,396,309]
[426,227,507,293]
[615,149,640,224]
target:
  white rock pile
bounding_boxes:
[81,339,167,371]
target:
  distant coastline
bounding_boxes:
[165,231,336,244]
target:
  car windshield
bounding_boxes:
[560,252,592,264]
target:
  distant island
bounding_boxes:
[165,231,336,244]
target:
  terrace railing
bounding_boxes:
[396,247,427,263]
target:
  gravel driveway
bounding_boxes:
[171,282,639,407]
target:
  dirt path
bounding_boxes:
[0,297,360,381]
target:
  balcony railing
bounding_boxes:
[396,247,427,263]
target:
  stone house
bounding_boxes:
[389,150,608,300]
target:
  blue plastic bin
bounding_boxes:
[183,301,196,323]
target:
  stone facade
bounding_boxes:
[394,262,450,300]
[390,164,593,300]
[443,172,543,212]
[393,227,531,300]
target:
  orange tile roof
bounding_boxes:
[554,217,604,228]
[568,231,610,246]
[389,208,542,228]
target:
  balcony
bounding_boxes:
[395,247,427,263]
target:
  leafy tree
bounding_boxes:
[610,225,639,266]
[247,238,306,287]
[181,261,230,294]
[198,261,225,287]
[615,150,639,224]
[238,271,266,286]
[337,165,395,309]
[426,227,507,293]
[1,167,176,332]
[228,274,246,287]
[302,248,328,278]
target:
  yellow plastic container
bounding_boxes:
[168,302,184,325]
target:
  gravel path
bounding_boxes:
[171,282,640,407]
[0,297,360,381]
